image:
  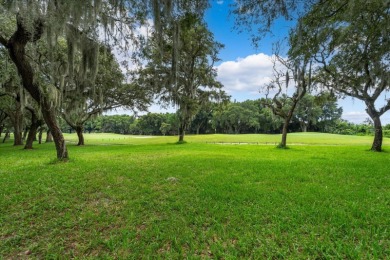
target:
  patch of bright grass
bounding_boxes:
[0,134,389,258]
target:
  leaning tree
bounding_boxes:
[0,1,144,159]
[289,0,390,151]
[262,53,313,148]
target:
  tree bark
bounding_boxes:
[178,123,186,142]
[13,130,23,146]
[279,105,296,148]
[366,103,383,152]
[371,116,382,152]
[0,125,3,137]
[24,124,38,149]
[280,118,289,148]
[76,126,85,146]
[41,103,68,158]
[24,108,41,149]
[11,109,24,146]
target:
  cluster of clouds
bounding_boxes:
[215,53,274,97]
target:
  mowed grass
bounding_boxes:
[63,132,390,146]
[0,133,389,258]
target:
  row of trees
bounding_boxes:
[54,93,343,136]
[1,0,389,158]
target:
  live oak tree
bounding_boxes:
[289,0,390,151]
[0,1,140,159]
[60,46,151,146]
[262,55,312,148]
[0,47,26,146]
[0,93,24,146]
[136,13,224,142]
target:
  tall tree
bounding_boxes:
[61,46,151,145]
[136,13,224,142]
[290,0,390,151]
[262,55,312,148]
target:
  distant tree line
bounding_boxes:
[52,94,390,138]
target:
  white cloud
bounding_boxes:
[216,53,274,97]
[216,0,224,5]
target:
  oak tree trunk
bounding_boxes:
[6,15,68,160]
[178,123,186,142]
[280,119,289,148]
[371,115,383,152]
[12,111,24,146]
[366,104,383,152]
[24,110,41,149]
[76,126,85,146]
[41,103,68,158]
[13,130,23,146]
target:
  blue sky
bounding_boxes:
[200,0,390,124]
[121,1,390,124]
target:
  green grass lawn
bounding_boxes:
[1,133,389,258]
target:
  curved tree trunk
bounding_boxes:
[24,124,38,149]
[41,104,68,158]
[370,114,382,152]
[24,109,41,149]
[76,126,85,146]
[280,119,289,148]
[0,125,3,137]
[6,15,68,160]
[279,109,296,148]
[366,104,383,152]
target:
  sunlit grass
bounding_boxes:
[1,133,389,258]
